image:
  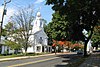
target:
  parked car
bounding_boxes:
[77,50,83,54]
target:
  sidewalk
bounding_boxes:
[79,52,100,67]
[0,52,74,62]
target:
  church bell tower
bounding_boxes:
[32,12,44,33]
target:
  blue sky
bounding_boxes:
[0,0,53,26]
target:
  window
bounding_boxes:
[39,37,43,44]
[37,46,41,52]
[40,20,42,27]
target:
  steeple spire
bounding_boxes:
[36,7,41,17]
[32,11,44,33]
[36,12,41,17]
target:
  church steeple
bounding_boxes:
[32,11,44,33]
[37,12,41,17]
[33,11,44,27]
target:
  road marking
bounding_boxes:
[60,62,69,65]
[8,57,59,67]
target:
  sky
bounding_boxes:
[0,0,53,26]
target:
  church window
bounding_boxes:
[39,37,43,44]
[40,21,42,27]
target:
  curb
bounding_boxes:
[0,52,72,62]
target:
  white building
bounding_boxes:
[22,12,52,53]
[0,12,52,54]
[0,36,15,54]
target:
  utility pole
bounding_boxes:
[0,0,11,53]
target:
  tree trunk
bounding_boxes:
[24,50,27,56]
[84,40,88,56]
[84,27,94,57]
[54,46,56,54]
[24,45,28,56]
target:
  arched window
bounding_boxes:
[40,21,42,27]
[35,21,37,26]
[39,37,43,44]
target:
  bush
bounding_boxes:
[3,51,9,56]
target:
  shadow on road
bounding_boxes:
[55,53,84,67]
[79,52,100,67]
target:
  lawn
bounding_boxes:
[0,52,50,59]
[0,54,23,59]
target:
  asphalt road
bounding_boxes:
[0,53,77,67]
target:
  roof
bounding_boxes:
[31,29,48,38]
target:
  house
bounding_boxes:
[0,36,15,54]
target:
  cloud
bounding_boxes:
[35,0,45,4]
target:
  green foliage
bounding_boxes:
[92,26,100,47]
[46,0,100,40]
[73,46,80,50]
[4,22,14,31]
[46,0,100,56]
[2,29,7,36]
[45,12,69,41]
[4,40,21,50]
[4,5,34,54]
[3,51,9,55]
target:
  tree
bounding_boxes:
[45,11,69,40]
[46,0,100,56]
[4,21,16,35]
[4,5,34,55]
[4,40,21,54]
[92,26,100,49]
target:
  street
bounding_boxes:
[0,53,77,67]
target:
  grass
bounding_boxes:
[0,54,24,59]
[0,52,50,59]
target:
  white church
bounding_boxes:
[25,12,52,53]
[0,12,52,54]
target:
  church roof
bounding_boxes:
[33,29,48,38]
[30,29,48,38]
